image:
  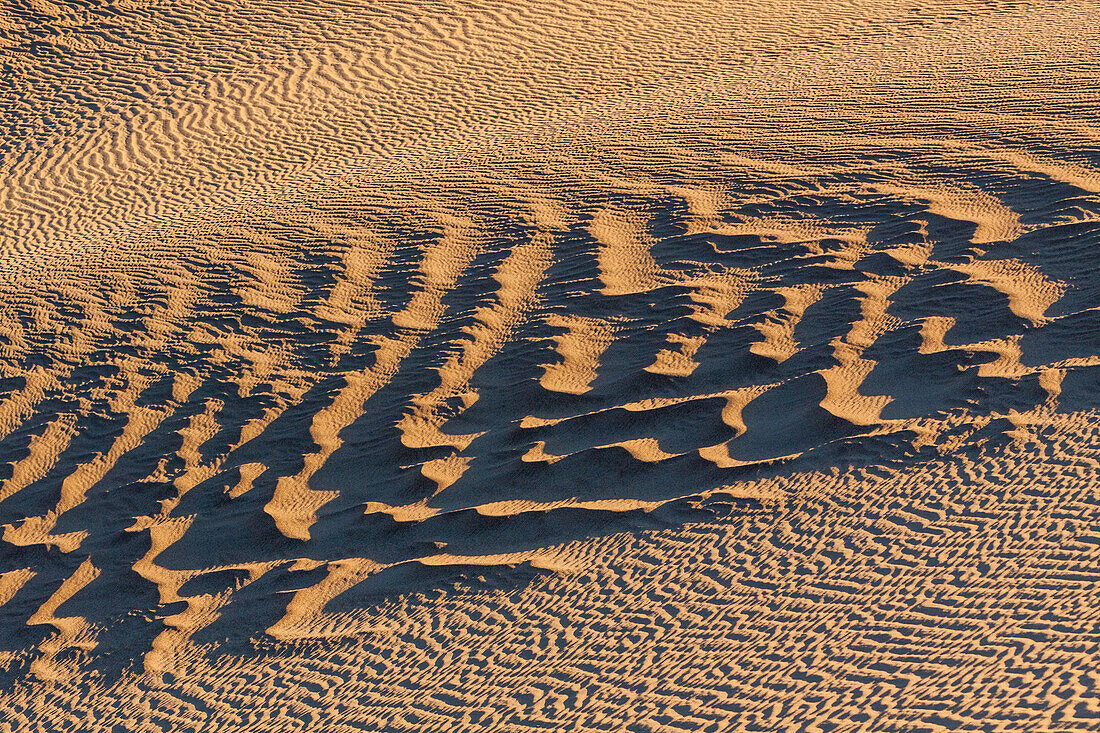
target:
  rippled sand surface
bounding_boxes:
[2,0,1100,729]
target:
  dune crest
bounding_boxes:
[540,315,619,395]
[27,559,99,683]
[265,221,481,540]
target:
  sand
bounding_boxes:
[1,0,1099,730]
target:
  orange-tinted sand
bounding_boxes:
[2,0,1100,729]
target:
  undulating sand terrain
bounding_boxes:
[1,0,1100,729]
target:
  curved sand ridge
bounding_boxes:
[2,0,1100,729]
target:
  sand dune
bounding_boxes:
[1,0,1100,729]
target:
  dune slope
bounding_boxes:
[1,0,1100,730]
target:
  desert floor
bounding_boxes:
[1,1,1100,730]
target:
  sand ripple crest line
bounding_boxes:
[0,1,1098,727]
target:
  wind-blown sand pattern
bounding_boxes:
[2,0,1100,729]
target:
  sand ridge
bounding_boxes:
[0,0,1099,729]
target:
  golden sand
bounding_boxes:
[1,0,1099,729]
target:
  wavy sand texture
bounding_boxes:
[1,0,1100,730]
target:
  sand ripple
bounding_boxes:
[1,0,1100,729]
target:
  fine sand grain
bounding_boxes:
[2,0,1100,730]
